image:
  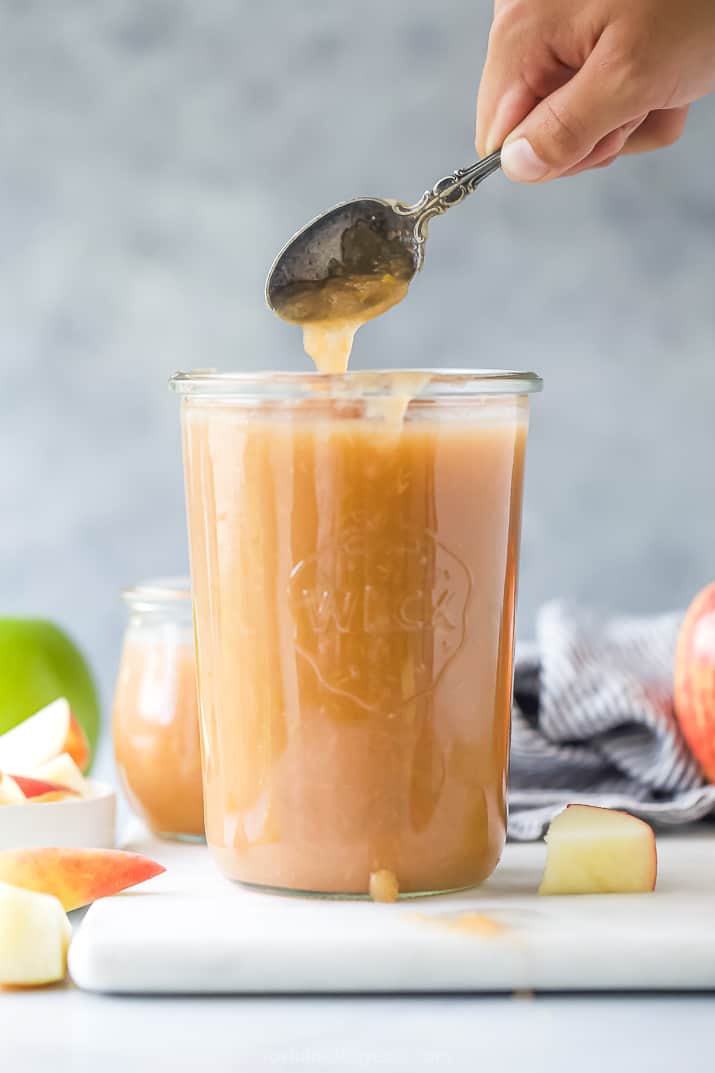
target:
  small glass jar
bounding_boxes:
[112,577,204,841]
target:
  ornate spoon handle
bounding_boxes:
[394,150,502,264]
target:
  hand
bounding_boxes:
[476,0,715,182]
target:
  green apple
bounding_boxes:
[0,619,100,768]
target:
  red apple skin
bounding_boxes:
[0,849,166,911]
[674,583,715,783]
[9,775,79,799]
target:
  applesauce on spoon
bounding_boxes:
[265,151,505,373]
[273,272,410,374]
[271,217,414,373]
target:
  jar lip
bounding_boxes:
[169,368,543,399]
[121,576,191,608]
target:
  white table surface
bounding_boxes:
[3,980,715,1073]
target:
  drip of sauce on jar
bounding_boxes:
[369,869,400,903]
[271,219,415,374]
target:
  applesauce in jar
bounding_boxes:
[112,577,204,840]
[173,370,540,894]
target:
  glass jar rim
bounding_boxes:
[169,368,542,399]
[121,576,191,610]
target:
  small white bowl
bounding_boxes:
[0,780,116,850]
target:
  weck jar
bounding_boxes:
[171,369,541,894]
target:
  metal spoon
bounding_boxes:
[265,150,502,312]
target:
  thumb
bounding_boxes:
[500,43,643,182]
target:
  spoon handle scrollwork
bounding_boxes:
[394,150,502,262]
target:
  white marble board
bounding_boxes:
[69,824,715,994]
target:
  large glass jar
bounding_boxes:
[112,577,204,841]
[172,369,541,894]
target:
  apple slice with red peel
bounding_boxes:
[0,848,166,911]
[0,773,25,805]
[539,804,657,895]
[0,881,71,987]
[9,774,80,800]
[27,790,79,803]
[0,698,90,774]
[29,753,89,797]
[0,769,82,804]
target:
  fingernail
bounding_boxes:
[500,138,549,182]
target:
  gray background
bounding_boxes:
[1,0,714,726]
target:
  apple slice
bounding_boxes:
[539,804,657,896]
[0,698,90,773]
[23,790,78,803]
[0,848,166,911]
[29,753,90,797]
[0,773,25,805]
[0,881,71,987]
[8,774,80,801]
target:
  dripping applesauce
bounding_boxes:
[271,218,415,373]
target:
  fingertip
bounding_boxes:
[593,155,619,169]
[500,136,549,182]
[620,106,690,155]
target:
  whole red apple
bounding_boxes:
[674,582,715,783]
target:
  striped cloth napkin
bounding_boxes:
[507,601,715,840]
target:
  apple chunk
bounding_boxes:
[0,881,71,987]
[0,698,90,773]
[0,848,166,911]
[29,753,90,796]
[0,774,25,805]
[7,774,80,801]
[539,804,657,896]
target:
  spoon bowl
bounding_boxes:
[266,199,419,310]
[265,150,502,314]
